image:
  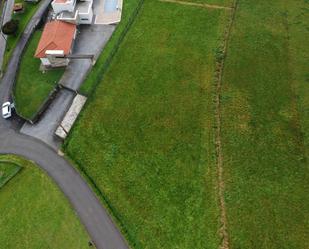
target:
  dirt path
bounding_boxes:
[213,1,238,249]
[159,0,232,10]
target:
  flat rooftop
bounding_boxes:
[77,0,92,14]
[58,10,78,20]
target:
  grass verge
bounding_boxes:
[14,30,64,120]
[0,154,90,249]
[65,0,229,248]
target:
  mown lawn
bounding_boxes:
[14,31,64,120]
[182,0,232,6]
[66,0,229,248]
[2,0,41,70]
[0,155,90,249]
[0,162,21,188]
[220,0,309,248]
[80,0,141,95]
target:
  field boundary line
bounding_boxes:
[159,0,232,10]
[282,12,307,159]
[213,0,238,249]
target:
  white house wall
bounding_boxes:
[78,9,93,24]
[52,0,76,14]
[40,58,51,66]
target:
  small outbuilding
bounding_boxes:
[13,3,24,13]
[35,20,77,68]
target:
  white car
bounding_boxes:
[2,102,13,119]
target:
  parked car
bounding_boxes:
[2,102,13,119]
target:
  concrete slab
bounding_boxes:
[20,89,75,150]
[58,24,115,91]
[94,0,122,25]
[55,94,87,139]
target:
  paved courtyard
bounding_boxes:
[59,24,115,91]
[20,89,75,150]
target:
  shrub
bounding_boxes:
[2,20,19,36]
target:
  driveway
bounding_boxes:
[59,24,115,91]
[20,88,75,150]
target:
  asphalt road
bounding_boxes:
[0,0,130,247]
[0,0,52,102]
[20,25,116,150]
[0,121,129,249]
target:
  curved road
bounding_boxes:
[0,0,52,100]
[0,120,129,249]
[0,1,129,248]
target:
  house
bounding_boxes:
[35,20,77,68]
[51,0,93,24]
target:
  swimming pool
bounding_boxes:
[104,0,118,13]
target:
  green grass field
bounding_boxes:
[65,0,308,248]
[80,0,141,95]
[0,155,90,249]
[14,31,64,120]
[220,0,308,248]
[2,1,41,70]
[66,0,229,248]
[180,0,232,6]
[0,162,21,188]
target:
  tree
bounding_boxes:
[2,20,19,36]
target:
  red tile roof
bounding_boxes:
[35,21,76,58]
[54,0,68,3]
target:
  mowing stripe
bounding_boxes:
[0,161,22,188]
[213,1,238,249]
[159,0,232,10]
